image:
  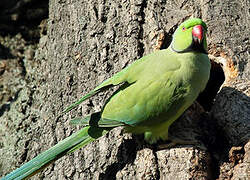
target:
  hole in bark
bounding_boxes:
[197,61,225,111]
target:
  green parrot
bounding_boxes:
[3,18,211,180]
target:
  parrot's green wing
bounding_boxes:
[67,49,181,130]
[63,49,179,114]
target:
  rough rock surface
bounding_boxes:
[0,0,249,179]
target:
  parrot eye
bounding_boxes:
[182,27,186,31]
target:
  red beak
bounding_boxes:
[192,25,203,43]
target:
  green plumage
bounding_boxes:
[3,18,211,179]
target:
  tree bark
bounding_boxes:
[0,0,249,179]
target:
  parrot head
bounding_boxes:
[171,18,208,54]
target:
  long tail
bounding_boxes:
[2,126,109,180]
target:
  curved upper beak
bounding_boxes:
[192,25,204,44]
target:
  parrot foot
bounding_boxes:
[157,138,201,150]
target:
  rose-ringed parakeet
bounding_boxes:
[3,18,211,180]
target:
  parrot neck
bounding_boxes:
[170,39,208,54]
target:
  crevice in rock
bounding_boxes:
[137,0,148,57]
[152,149,161,180]
[199,114,230,179]
[211,127,231,179]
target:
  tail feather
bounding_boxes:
[2,126,109,180]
